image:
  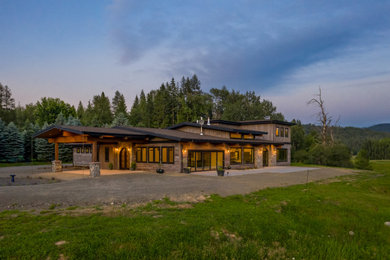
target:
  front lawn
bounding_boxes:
[1,161,389,259]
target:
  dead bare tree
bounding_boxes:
[307,87,333,145]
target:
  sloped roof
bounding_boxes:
[211,119,295,126]
[166,122,267,135]
[33,125,147,139]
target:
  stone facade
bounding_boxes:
[89,162,101,177]
[52,160,62,172]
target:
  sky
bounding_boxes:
[0,0,389,127]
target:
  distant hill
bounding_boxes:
[368,123,390,133]
[303,124,390,154]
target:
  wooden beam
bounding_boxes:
[92,142,98,162]
[54,143,59,161]
[63,131,77,137]
[48,136,88,143]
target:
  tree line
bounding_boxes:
[0,76,283,162]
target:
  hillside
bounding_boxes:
[303,124,390,154]
[368,123,390,133]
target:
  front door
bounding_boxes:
[263,149,269,167]
[120,148,129,169]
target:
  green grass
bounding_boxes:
[1,161,390,259]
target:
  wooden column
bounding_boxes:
[54,143,59,161]
[92,142,98,162]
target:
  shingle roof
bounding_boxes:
[166,122,267,135]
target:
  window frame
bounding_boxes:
[230,133,242,139]
[275,127,280,137]
[277,148,288,162]
[284,128,289,138]
[243,147,254,164]
[161,146,175,164]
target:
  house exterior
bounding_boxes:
[34,119,293,174]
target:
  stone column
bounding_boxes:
[52,160,62,172]
[89,162,101,177]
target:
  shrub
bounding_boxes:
[108,163,113,170]
[354,149,372,170]
[327,144,353,168]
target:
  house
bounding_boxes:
[34,119,293,174]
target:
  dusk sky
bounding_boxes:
[0,0,389,127]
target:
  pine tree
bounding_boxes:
[129,95,141,126]
[66,115,82,126]
[3,122,24,162]
[76,101,84,120]
[55,112,66,125]
[0,118,6,162]
[112,112,129,127]
[35,123,54,161]
[90,92,113,126]
[22,120,40,162]
[112,91,127,116]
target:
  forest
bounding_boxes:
[0,75,283,163]
[0,76,388,167]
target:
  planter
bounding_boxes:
[183,168,191,174]
[156,169,164,174]
[217,170,225,176]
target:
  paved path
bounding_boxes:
[0,166,356,210]
[193,166,318,176]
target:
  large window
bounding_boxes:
[105,147,109,162]
[230,148,242,164]
[161,147,174,164]
[188,151,224,171]
[230,147,254,164]
[277,148,288,162]
[276,127,280,137]
[243,148,254,164]
[148,147,160,163]
[136,147,147,162]
[243,134,254,140]
[284,128,289,138]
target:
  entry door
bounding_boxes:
[120,148,129,169]
[263,149,269,167]
[202,152,211,171]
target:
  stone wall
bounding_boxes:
[73,147,92,166]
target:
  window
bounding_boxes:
[161,147,174,164]
[285,128,289,138]
[243,134,254,139]
[243,148,254,164]
[148,147,160,163]
[230,133,242,139]
[104,147,109,162]
[136,147,147,162]
[86,147,90,153]
[230,148,242,164]
[281,127,285,137]
[77,148,80,153]
[81,147,85,153]
[277,149,288,162]
[276,127,280,137]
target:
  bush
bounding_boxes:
[327,144,353,168]
[308,144,330,165]
[292,149,310,163]
[108,162,113,170]
[354,149,372,170]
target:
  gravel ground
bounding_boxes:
[0,167,356,210]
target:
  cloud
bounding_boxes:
[108,1,390,90]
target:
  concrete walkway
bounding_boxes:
[192,166,318,176]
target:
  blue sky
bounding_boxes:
[0,0,389,127]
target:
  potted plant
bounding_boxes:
[130,162,136,171]
[217,166,224,176]
[156,164,164,174]
[108,163,113,170]
[183,167,191,174]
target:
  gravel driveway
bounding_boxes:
[0,167,356,210]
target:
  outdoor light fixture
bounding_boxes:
[197,117,204,135]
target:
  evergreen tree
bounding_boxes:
[66,115,82,126]
[112,112,129,127]
[55,112,66,125]
[129,95,141,126]
[90,92,113,126]
[35,123,54,161]
[22,120,40,162]
[0,118,6,161]
[76,101,85,120]
[112,91,127,116]
[0,83,16,123]
[2,122,24,162]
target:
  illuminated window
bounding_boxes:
[276,127,280,137]
[148,147,161,163]
[230,133,242,139]
[243,148,254,164]
[281,127,285,137]
[243,134,254,139]
[136,147,148,162]
[277,149,288,162]
[230,148,242,164]
[77,148,80,153]
[285,128,289,138]
[161,147,174,164]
